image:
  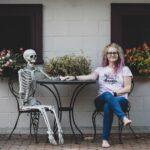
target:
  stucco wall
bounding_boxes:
[0,0,150,134]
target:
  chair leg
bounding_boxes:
[127,112,138,139]
[128,125,138,139]
[8,113,21,139]
[118,119,137,144]
[118,119,124,144]
[31,112,40,143]
[30,112,32,135]
[92,110,97,142]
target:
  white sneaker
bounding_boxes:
[102,140,110,148]
[123,116,132,126]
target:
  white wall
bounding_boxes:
[0,0,150,134]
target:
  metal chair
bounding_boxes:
[8,79,40,143]
[92,79,137,144]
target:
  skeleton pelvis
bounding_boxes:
[24,97,41,106]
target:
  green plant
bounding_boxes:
[43,54,91,76]
[125,42,150,77]
[0,48,25,78]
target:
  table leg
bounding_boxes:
[69,83,88,142]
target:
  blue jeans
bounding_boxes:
[95,92,128,140]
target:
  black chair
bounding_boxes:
[92,79,137,144]
[8,79,40,143]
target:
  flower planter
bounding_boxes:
[125,42,150,78]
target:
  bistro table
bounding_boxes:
[37,79,96,142]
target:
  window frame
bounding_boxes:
[0,4,43,64]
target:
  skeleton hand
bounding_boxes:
[60,76,75,81]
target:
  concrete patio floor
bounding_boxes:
[0,133,149,150]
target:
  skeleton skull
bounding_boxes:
[23,49,37,68]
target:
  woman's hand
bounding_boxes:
[60,72,98,81]
[60,76,75,81]
[113,76,132,96]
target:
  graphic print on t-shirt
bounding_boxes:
[103,73,118,84]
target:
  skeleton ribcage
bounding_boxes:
[18,69,36,105]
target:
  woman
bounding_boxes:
[60,43,132,148]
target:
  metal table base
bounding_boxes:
[37,80,96,142]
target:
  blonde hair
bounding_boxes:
[101,43,125,72]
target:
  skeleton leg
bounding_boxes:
[23,106,57,145]
[44,105,64,145]
[39,106,57,145]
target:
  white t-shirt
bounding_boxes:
[94,66,133,99]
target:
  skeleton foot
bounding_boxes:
[58,132,64,145]
[47,131,57,145]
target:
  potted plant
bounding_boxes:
[43,53,91,77]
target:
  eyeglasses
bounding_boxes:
[107,52,118,55]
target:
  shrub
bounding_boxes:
[43,54,91,76]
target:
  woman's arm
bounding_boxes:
[60,72,98,81]
[76,72,98,81]
[114,76,132,96]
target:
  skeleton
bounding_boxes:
[18,49,64,145]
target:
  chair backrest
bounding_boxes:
[9,78,36,110]
[128,78,134,96]
[8,79,20,111]
[126,78,134,112]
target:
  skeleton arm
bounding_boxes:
[38,68,53,80]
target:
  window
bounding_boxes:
[111,3,150,49]
[0,4,43,64]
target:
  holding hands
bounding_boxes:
[60,76,76,81]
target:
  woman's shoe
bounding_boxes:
[123,116,132,126]
[102,140,110,148]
